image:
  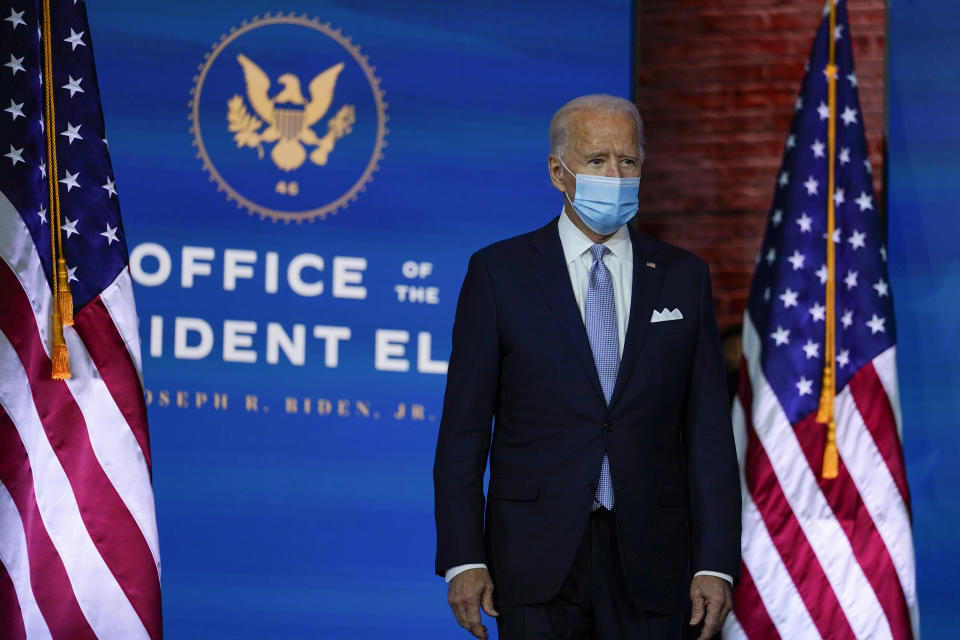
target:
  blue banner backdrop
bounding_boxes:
[85,1,631,637]
[888,0,960,635]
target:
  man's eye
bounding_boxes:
[589,159,603,165]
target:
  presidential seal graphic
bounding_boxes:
[189,13,387,223]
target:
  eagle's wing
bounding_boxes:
[236,54,274,123]
[303,62,345,127]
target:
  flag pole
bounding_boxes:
[816,0,839,479]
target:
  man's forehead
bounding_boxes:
[568,110,638,148]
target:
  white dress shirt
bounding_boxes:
[445,213,732,586]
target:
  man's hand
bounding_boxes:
[689,575,732,640]
[447,567,499,639]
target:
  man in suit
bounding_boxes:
[433,94,741,640]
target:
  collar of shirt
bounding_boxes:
[557,210,632,266]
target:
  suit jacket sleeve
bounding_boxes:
[685,260,742,583]
[433,252,500,577]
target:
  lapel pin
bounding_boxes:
[646,261,656,269]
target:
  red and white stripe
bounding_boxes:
[724,315,918,640]
[0,192,162,639]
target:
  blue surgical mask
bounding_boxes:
[558,156,640,235]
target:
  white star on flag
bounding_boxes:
[64,28,86,50]
[39,161,46,177]
[880,245,887,261]
[823,227,842,243]
[841,309,854,329]
[5,53,25,75]
[833,188,845,206]
[838,146,850,165]
[787,250,805,270]
[5,145,24,165]
[37,207,47,224]
[771,209,783,226]
[786,133,797,148]
[811,139,825,158]
[5,99,25,120]
[816,264,829,284]
[873,279,890,297]
[765,248,777,265]
[60,170,80,191]
[61,217,79,238]
[796,212,813,233]
[809,302,826,322]
[844,270,859,289]
[848,229,867,250]
[817,101,830,120]
[102,177,117,197]
[771,326,790,346]
[778,171,789,188]
[101,224,120,245]
[763,287,771,302]
[804,176,819,195]
[802,340,820,359]
[855,191,874,212]
[834,24,844,40]
[4,8,26,29]
[847,72,858,87]
[779,288,799,308]
[796,376,814,396]
[60,122,83,144]
[841,106,858,126]
[837,348,850,367]
[864,158,873,174]
[794,97,803,113]
[866,314,886,334]
[62,75,85,97]
[66,265,78,283]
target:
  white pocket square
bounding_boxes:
[651,308,684,323]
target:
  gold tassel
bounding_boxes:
[51,309,71,380]
[815,367,833,424]
[57,258,74,326]
[822,421,839,479]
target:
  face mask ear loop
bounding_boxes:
[556,154,575,178]
[556,155,577,207]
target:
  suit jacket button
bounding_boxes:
[603,421,614,432]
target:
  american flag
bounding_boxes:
[0,1,161,639]
[724,2,918,639]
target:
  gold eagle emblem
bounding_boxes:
[227,53,356,171]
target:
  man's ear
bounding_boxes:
[547,155,567,193]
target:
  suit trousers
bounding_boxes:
[495,509,685,640]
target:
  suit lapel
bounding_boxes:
[529,219,605,402]
[610,225,664,407]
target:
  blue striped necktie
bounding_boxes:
[585,244,617,510]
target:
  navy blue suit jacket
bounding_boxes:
[433,218,741,614]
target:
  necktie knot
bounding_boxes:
[589,243,608,264]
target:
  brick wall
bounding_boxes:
[633,0,886,330]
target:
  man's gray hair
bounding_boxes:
[549,94,645,160]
